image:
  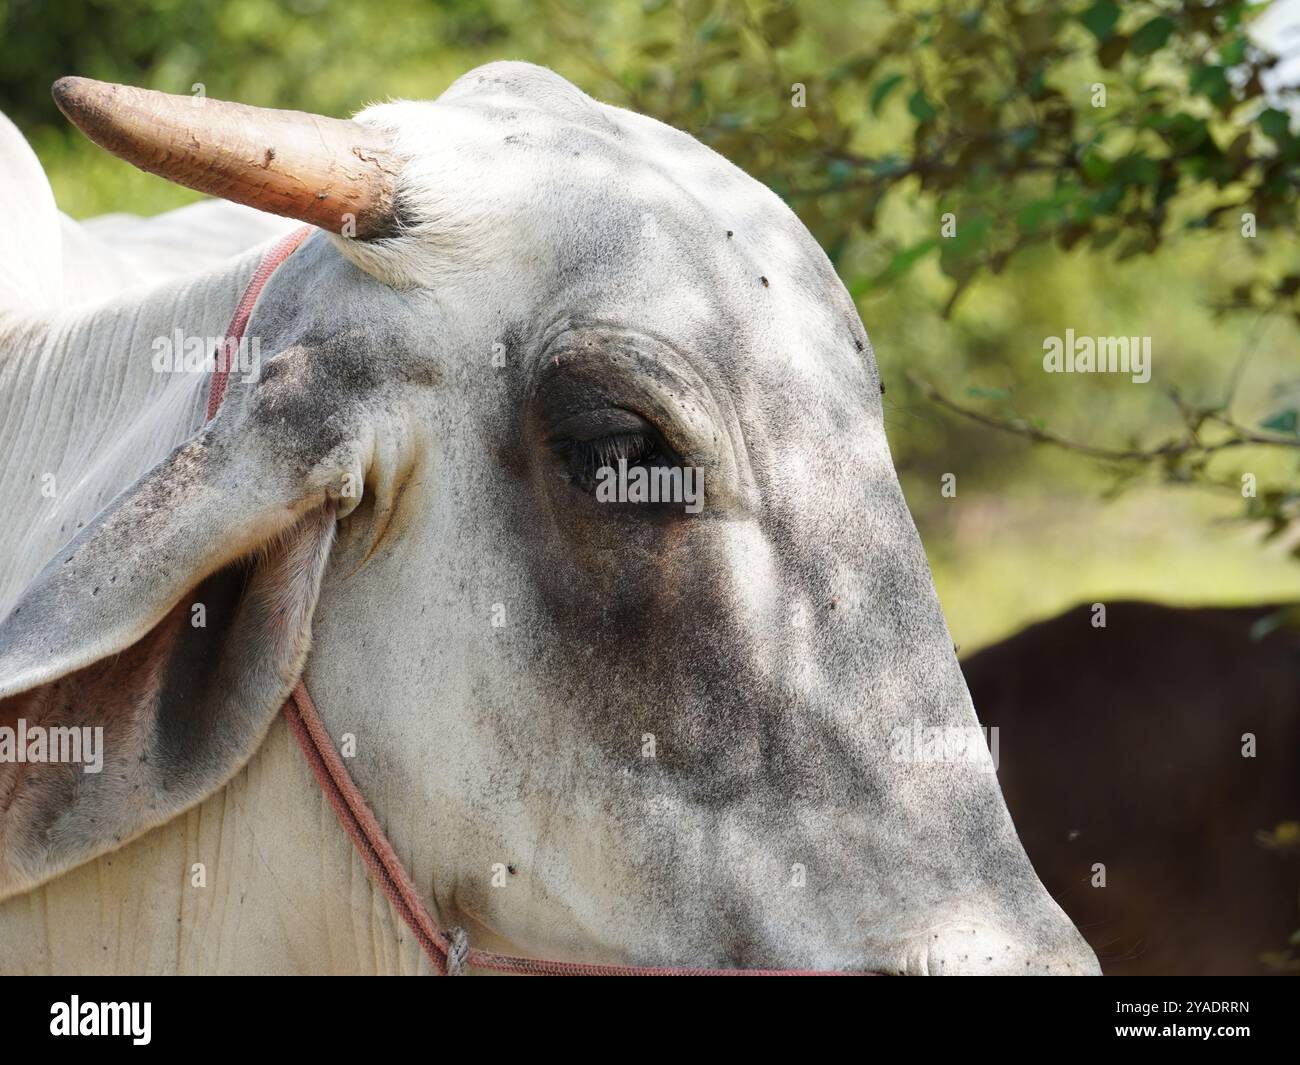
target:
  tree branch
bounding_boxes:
[909,375,1300,464]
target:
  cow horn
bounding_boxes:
[51,77,400,239]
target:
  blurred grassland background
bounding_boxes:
[3,0,1298,650]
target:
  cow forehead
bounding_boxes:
[437,61,623,133]
[355,63,824,280]
[339,63,876,413]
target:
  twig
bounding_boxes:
[909,374,1300,462]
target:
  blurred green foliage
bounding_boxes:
[6,1,1295,314]
[3,0,1299,641]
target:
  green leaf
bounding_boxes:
[855,237,938,294]
[1008,125,1039,149]
[908,89,938,123]
[1219,36,1248,66]
[1259,108,1292,141]
[761,5,800,48]
[1155,113,1210,152]
[826,158,856,186]
[946,214,992,252]
[1089,183,1125,214]
[1080,151,1112,184]
[1097,34,1129,69]
[1017,199,1063,233]
[966,387,1011,401]
[1080,1,1120,41]
[1114,152,1159,187]
[1130,16,1174,56]
[1261,409,1299,435]
[870,73,906,114]
[1190,65,1230,105]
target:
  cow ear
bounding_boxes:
[0,402,360,900]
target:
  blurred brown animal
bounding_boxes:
[962,601,1300,976]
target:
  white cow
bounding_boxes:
[0,63,1098,974]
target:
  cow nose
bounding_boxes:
[909,920,1101,975]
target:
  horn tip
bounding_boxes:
[52,75,88,100]
[52,76,102,119]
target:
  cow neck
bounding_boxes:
[212,227,863,977]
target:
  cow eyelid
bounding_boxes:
[555,430,664,492]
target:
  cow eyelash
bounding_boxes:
[557,431,663,492]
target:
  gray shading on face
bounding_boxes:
[258,62,1100,974]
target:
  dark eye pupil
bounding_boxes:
[564,432,659,491]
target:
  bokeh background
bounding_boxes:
[4,0,1297,651]
[2,0,1298,969]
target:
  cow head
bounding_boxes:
[0,63,1097,974]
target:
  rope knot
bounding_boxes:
[444,927,470,976]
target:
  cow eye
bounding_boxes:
[554,430,665,493]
